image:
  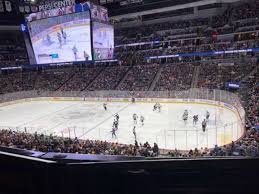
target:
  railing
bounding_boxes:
[0,88,245,150]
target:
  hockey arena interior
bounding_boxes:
[0,0,258,194]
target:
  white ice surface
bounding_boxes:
[0,100,242,150]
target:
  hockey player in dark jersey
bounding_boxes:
[133,113,138,124]
[140,115,144,126]
[103,103,107,111]
[60,26,64,35]
[202,119,207,132]
[153,103,157,111]
[206,111,210,121]
[133,126,137,141]
[115,113,119,121]
[193,115,198,125]
[62,31,67,44]
[57,32,62,48]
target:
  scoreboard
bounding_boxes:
[23,1,114,65]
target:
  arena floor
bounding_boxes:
[0,100,241,150]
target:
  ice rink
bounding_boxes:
[0,100,242,150]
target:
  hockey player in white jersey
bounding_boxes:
[72,45,78,60]
[157,103,161,112]
[182,110,188,124]
[111,126,117,138]
[46,34,51,45]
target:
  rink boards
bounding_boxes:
[0,96,244,120]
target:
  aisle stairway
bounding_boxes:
[84,67,105,90]
[191,65,200,89]
[149,65,163,91]
[115,66,133,90]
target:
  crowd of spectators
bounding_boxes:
[60,67,104,91]
[197,62,256,89]
[115,1,258,45]
[154,63,194,91]
[7,72,38,92]
[0,60,256,94]
[0,75,13,94]
[0,32,28,67]
[34,67,76,91]
[118,64,160,91]
[114,33,258,65]
[113,1,259,66]
[0,129,159,157]
[239,73,259,129]
[88,66,129,90]
[168,126,259,157]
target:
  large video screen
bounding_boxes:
[27,11,92,64]
[93,22,114,60]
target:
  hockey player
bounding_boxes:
[113,119,119,129]
[206,111,210,121]
[140,115,144,126]
[111,126,117,138]
[57,32,62,48]
[103,103,107,111]
[183,114,188,124]
[133,126,137,141]
[133,113,138,124]
[182,110,188,124]
[60,26,64,35]
[115,113,119,121]
[193,115,198,125]
[84,51,89,61]
[153,103,157,111]
[62,31,67,44]
[72,45,78,60]
[157,103,161,112]
[95,49,101,60]
[202,119,207,132]
[46,34,51,45]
